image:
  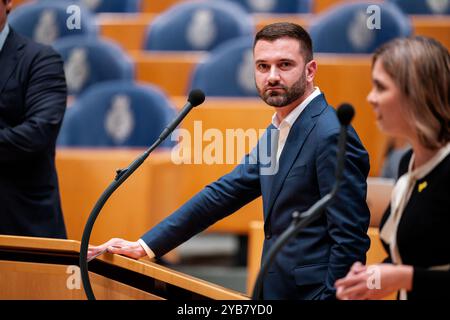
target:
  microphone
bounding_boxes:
[159,89,205,141]
[337,103,355,126]
[334,103,354,189]
[79,89,206,300]
[252,103,355,300]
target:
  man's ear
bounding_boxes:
[305,60,317,83]
[6,0,13,15]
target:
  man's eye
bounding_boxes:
[257,64,269,71]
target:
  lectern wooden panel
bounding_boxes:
[0,235,248,300]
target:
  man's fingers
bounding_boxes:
[86,239,141,261]
[106,245,124,253]
[107,245,140,259]
[86,238,126,260]
[87,246,106,258]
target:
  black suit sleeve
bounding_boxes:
[412,267,450,299]
[0,46,67,162]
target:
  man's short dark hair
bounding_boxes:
[254,22,313,62]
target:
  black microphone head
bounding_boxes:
[188,89,206,107]
[337,103,355,126]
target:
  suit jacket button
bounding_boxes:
[265,234,271,240]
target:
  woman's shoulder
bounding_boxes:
[430,152,450,181]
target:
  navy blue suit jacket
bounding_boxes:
[0,28,67,238]
[142,94,370,299]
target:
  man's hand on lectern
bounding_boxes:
[87,238,146,261]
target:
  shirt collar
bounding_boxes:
[407,142,450,180]
[0,23,10,53]
[271,86,321,129]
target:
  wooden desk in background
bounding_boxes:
[98,13,450,51]
[56,148,262,245]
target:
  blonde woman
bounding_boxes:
[335,36,450,300]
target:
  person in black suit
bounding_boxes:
[335,36,450,300]
[0,0,67,238]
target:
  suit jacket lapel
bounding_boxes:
[0,29,23,94]
[262,94,328,222]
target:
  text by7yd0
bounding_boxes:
[221,304,272,315]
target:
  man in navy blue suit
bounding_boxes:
[89,23,370,300]
[0,0,67,238]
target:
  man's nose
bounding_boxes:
[267,66,281,83]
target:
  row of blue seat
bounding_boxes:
[10,0,442,51]
[26,0,450,15]
[9,1,417,97]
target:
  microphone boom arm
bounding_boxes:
[79,137,162,300]
[79,90,205,300]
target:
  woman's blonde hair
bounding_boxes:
[373,36,450,149]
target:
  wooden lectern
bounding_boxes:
[0,235,248,300]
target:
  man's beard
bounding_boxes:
[257,72,307,108]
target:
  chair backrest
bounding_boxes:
[309,2,412,53]
[39,0,142,13]
[144,0,254,51]
[40,0,141,12]
[221,0,312,13]
[53,36,134,96]
[9,0,97,45]
[57,81,176,148]
[388,0,450,15]
[190,37,258,96]
[79,0,141,13]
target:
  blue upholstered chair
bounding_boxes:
[144,0,254,51]
[309,2,412,53]
[58,81,176,148]
[9,0,97,45]
[38,0,142,13]
[388,0,450,15]
[190,37,258,96]
[53,36,134,96]
[221,0,312,13]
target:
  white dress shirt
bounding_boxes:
[271,87,321,162]
[0,23,10,53]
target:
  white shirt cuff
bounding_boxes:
[137,238,156,259]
